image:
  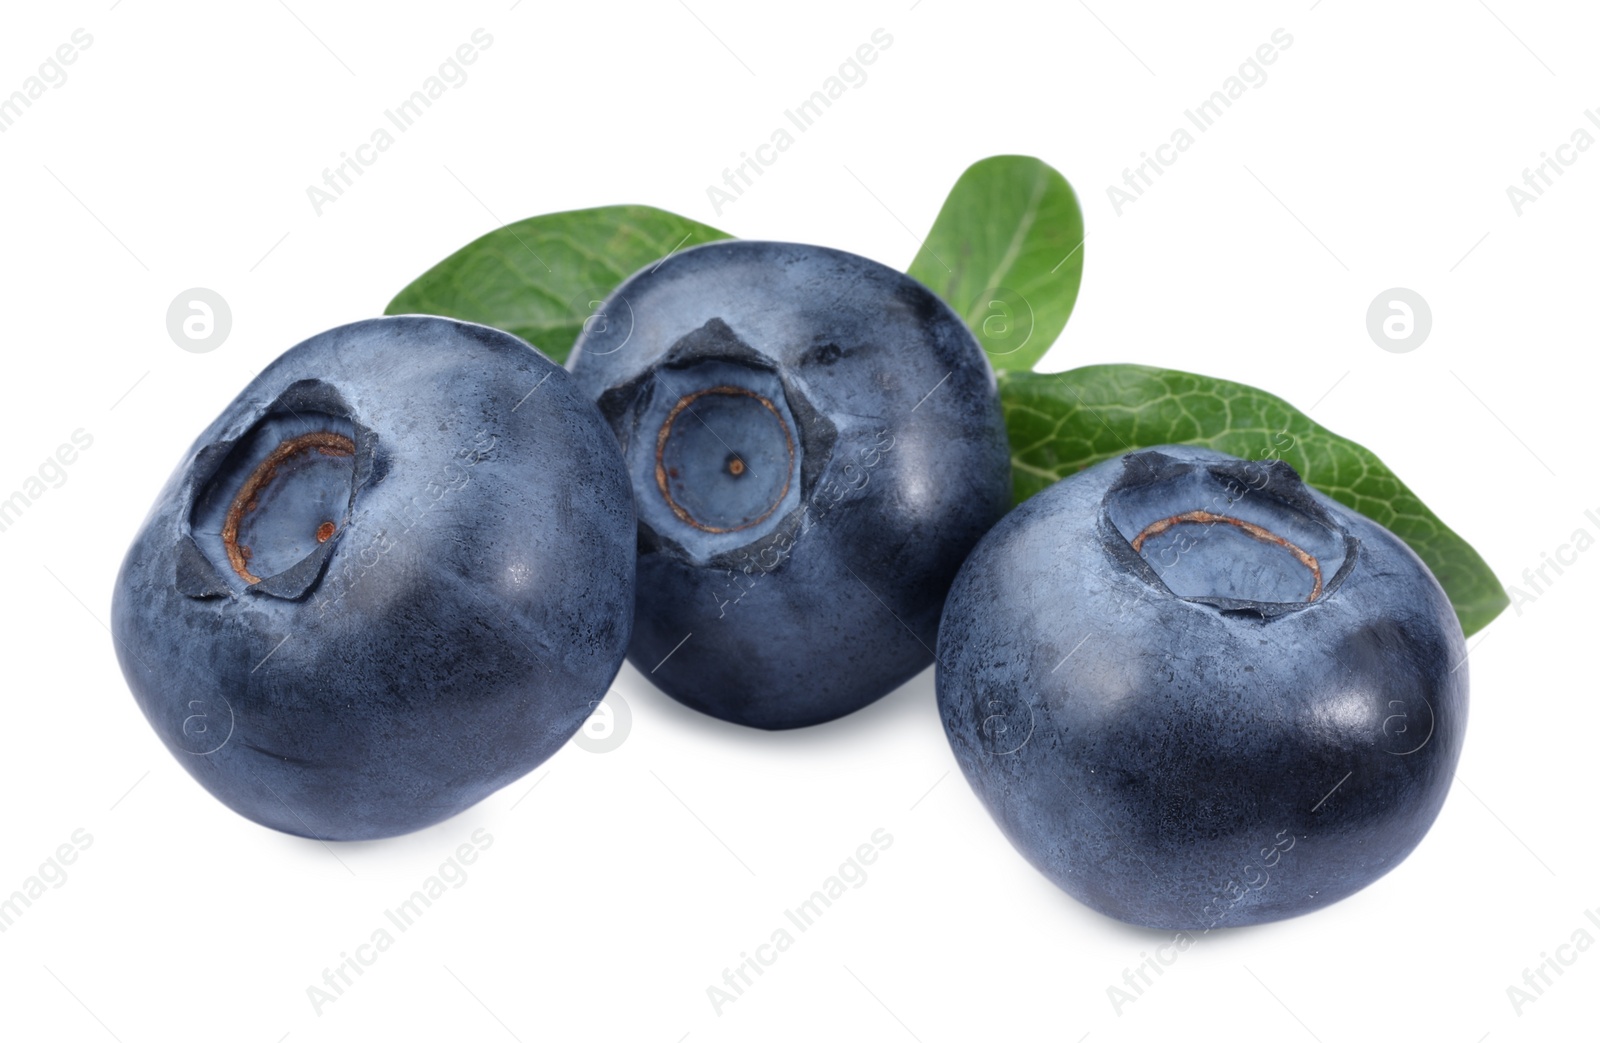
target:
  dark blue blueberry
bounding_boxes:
[936,444,1468,929]
[111,316,636,840]
[568,240,1011,729]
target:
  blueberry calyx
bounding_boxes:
[653,383,794,534]
[1128,509,1326,600]
[1100,449,1360,619]
[177,379,380,601]
[594,317,837,563]
[220,430,355,583]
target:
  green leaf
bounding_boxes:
[908,155,1085,372]
[998,365,1507,636]
[386,205,731,365]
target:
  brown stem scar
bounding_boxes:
[654,386,793,534]
[1129,509,1324,601]
[222,431,354,584]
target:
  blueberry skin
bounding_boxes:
[111,316,635,841]
[569,240,1011,729]
[936,445,1468,929]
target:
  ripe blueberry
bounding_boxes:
[936,444,1468,928]
[569,241,1011,729]
[111,316,636,840]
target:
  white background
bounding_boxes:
[1,0,1595,1039]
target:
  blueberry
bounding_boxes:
[111,316,636,840]
[936,445,1468,929]
[568,241,1011,729]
